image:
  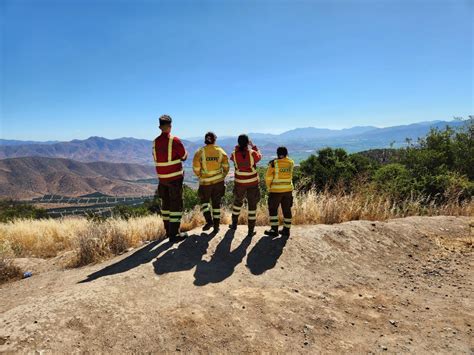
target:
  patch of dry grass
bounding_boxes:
[0,241,23,284]
[0,258,23,285]
[0,216,165,266]
[0,189,472,268]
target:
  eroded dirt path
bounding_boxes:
[1,216,472,353]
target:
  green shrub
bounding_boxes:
[111,204,150,220]
[297,147,375,191]
[373,163,413,199]
[0,200,48,223]
[183,184,200,211]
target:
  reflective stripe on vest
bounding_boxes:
[235,176,258,184]
[154,135,184,178]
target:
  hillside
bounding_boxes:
[0,216,471,353]
[0,157,157,199]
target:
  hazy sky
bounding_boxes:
[1,0,472,140]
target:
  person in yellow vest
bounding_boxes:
[264,146,294,237]
[193,132,230,233]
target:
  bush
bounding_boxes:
[399,120,474,199]
[373,164,413,200]
[0,200,48,223]
[183,185,200,211]
[297,147,375,191]
[111,205,150,220]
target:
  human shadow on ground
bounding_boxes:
[153,231,218,276]
[79,238,174,283]
[193,230,253,286]
[246,234,289,275]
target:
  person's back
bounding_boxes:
[193,142,229,186]
[265,156,294,193]
[231,138,261,187]
[153,132,186,182]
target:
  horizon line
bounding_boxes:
[1,118,464,142]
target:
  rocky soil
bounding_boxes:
[0,216,472,353]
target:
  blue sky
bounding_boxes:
[1,0,472,141]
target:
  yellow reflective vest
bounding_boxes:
[192,144,230,185]
[265,157,294,193]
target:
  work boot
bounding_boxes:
[202,211,213,231]
[264,226,279,237]
[202,221,213,231]
[169,223,187,243]
[229,215,238,230]
[213,219,220,233]
[279,227,290,237]
[248,221,256,236]
[202,216,213,231]
[163,221,170,239]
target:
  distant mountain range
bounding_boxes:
[0,139,59,146]
[0,157,156,199]
[0,120,467,166]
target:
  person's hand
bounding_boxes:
[249,140,255,148]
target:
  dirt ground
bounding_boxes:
[0,216,473,353]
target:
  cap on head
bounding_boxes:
[204,131,217,144]
[237,134,249,149]
[277,146,288,158]
[159,114,172,127]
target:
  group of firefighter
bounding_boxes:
[153,115,294,243]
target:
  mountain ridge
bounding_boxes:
[0,120,467,164]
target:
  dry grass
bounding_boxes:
[0,216,165,266]
[0,258,23,285]
[71,216,165,266]
[288,190,473,225]
[0,189,472,268]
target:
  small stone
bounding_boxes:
[304,341,309,346]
